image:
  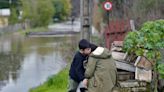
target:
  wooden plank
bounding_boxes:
[118,80,147,88]
[119,81,140,87]
[135,67,152,82]
[134,56,152,70]
[112,41,123,47]
[117,71,134,81]
[115,60,135,72]
[130,20,136,31]
[118,87,147,92]
[112,52,126,61]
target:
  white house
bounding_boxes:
[0,9,10,27]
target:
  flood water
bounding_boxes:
[0,33,76,92]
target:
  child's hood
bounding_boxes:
[90,47,111,59]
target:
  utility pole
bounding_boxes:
[80,0,92,41]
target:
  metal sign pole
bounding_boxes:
[107,11,109,32]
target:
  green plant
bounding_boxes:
[21,0,54,27]
[158,64,164,79]
[123,19,164,92]
[124,20,164,59]
[9,7,19,24]
[52,0,71,21]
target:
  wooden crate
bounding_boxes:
[135,67,152,82]
[134,56,152,70]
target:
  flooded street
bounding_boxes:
[0,33,76,92]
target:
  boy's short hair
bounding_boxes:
[78,39,90,50]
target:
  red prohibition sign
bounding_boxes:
[103,1,112,11]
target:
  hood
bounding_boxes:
[90,47,111,59]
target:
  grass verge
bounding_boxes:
[30,67,69,92]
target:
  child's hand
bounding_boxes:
[82,79,88,88]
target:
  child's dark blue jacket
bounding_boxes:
[69,51,87,83]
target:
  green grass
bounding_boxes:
[30,68,69,92]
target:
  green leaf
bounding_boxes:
[158,64,164,79]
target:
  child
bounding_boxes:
[68,39,91,92]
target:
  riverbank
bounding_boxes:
[30,67,69,92]
[29,35,79,92]
[29,39,76,92]
[29,36,102,92]
[19,27,49,35]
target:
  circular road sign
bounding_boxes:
[103,1,112,11]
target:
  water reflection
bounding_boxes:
[0,34,74,92]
